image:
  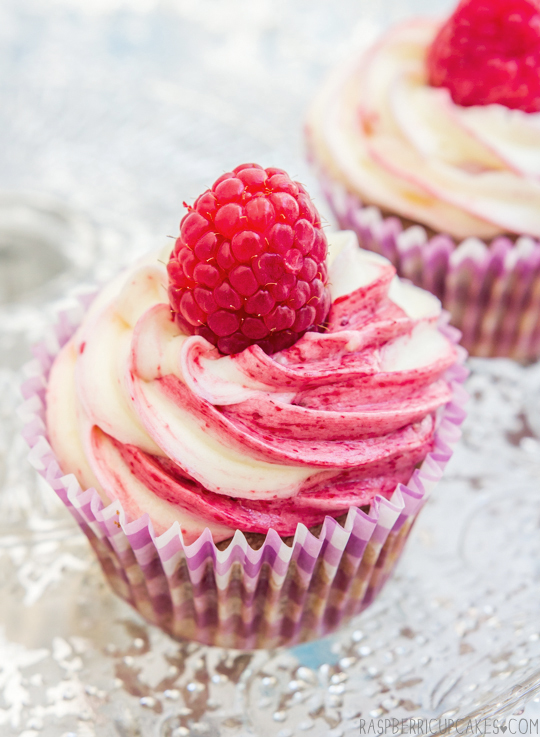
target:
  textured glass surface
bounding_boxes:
[1,0,540,734]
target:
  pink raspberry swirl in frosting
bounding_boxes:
[46,231,457,544]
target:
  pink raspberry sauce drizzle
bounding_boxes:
[46,234,457,543]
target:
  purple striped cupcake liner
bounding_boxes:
[19,289,468,650]
[317,171,540,363]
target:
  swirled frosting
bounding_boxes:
[307,19,540,240]
[46,231,457,544]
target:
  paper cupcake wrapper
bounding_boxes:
[19,290,468,650]
[318,171,540,362]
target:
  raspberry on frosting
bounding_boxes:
[167,164,331,355]
[427,0,540,112]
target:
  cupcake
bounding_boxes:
[21,165,467,649]
[306,0,540,361]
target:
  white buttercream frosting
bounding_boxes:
[307,19,540,240]
[46,232,456,543]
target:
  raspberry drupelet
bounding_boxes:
[167,164,332,355]
[427,0,540,113]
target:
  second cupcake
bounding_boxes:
[307,0,540,361]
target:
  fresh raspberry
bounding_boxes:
[427,0,540,112]
[167,164,331,355]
